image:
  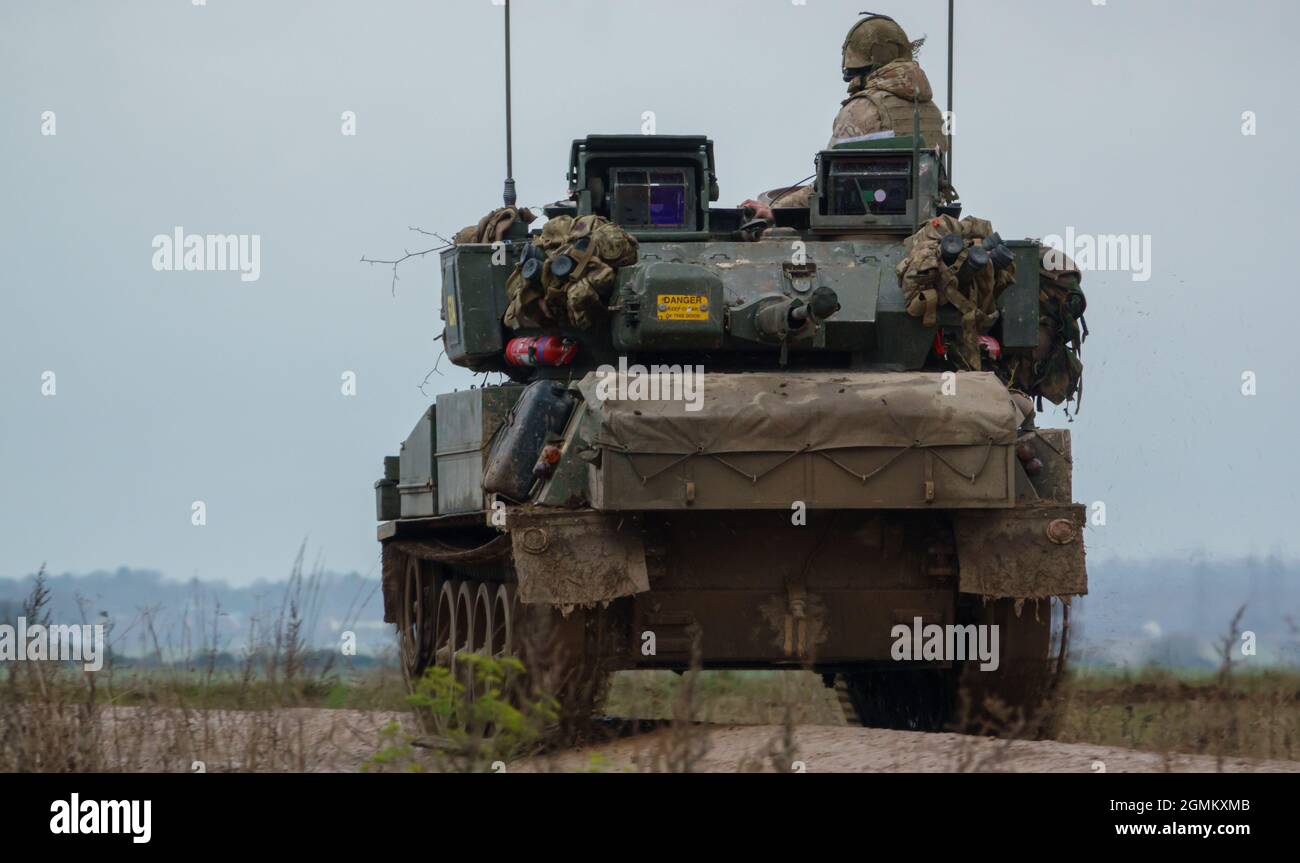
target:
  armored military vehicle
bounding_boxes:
[375,132,1087,733]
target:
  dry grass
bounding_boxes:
[604,665,1300,765]
[5,568,1297,772]
[1055,668,1300,763]
[0,558,398,772]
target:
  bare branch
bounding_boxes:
[360,227,454,296]
[408,226,454,245]
[418,332,448,398]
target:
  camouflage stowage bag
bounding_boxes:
[505,215,639,330]
[1030,247,1087,410]
[897,213,960,328]
[453,205,536,245]
[896,215,1007,369]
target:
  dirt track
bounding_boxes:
[71,707,1300,772]
[523,724,1300,773]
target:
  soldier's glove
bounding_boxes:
[738,199,774,224]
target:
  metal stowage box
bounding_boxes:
[997,240,1042,349]
[399,407,437,518]
[375,455,400,520]
[435,385,523,514]
[441,245,511,370]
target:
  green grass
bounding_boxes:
[3,665,410,712]
[1055,667,1300,762]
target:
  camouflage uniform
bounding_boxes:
[766,15,950,209]
[832,60,948,152]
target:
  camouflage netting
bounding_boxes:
[504,215,639,330]
[897,215,1016,370]
[453,205,536,245]
[898,218,1088,413]
[1010,246,1088,411]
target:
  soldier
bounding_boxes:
[742,13,951,217]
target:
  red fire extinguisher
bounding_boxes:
[505,336,577,367]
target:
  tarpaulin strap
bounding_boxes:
[610,441,1000,487]
[587,436,632,452]
[928,438,995,483]
[602,441,1009,458]
[709,444,812,485]
[629,447,703,485]
[814,445,914,484]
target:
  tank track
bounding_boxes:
[833,597,1071,737]
[393,548,611,740]
[832,675,862,725]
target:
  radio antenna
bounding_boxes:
[946,0,954,185]
[502,0,516,206]
[912,87,921,235]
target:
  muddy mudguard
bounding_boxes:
[508,509,649,607]
[953,504,1087,599]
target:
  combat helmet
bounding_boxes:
[842,13,914,81]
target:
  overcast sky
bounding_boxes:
[1,0,1296,586]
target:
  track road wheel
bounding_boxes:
[510,601,612,744]
[453,581,474,669]
[955,597,1061,739]
[461,581,496,706]
[397,555,432,684]
[474,582,495,658]
[492,584,514,660]
[433,579,457,669]
[407,577,459,738]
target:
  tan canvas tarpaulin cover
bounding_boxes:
[578,371,1020,457]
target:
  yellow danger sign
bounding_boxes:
[656,294,709,321]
